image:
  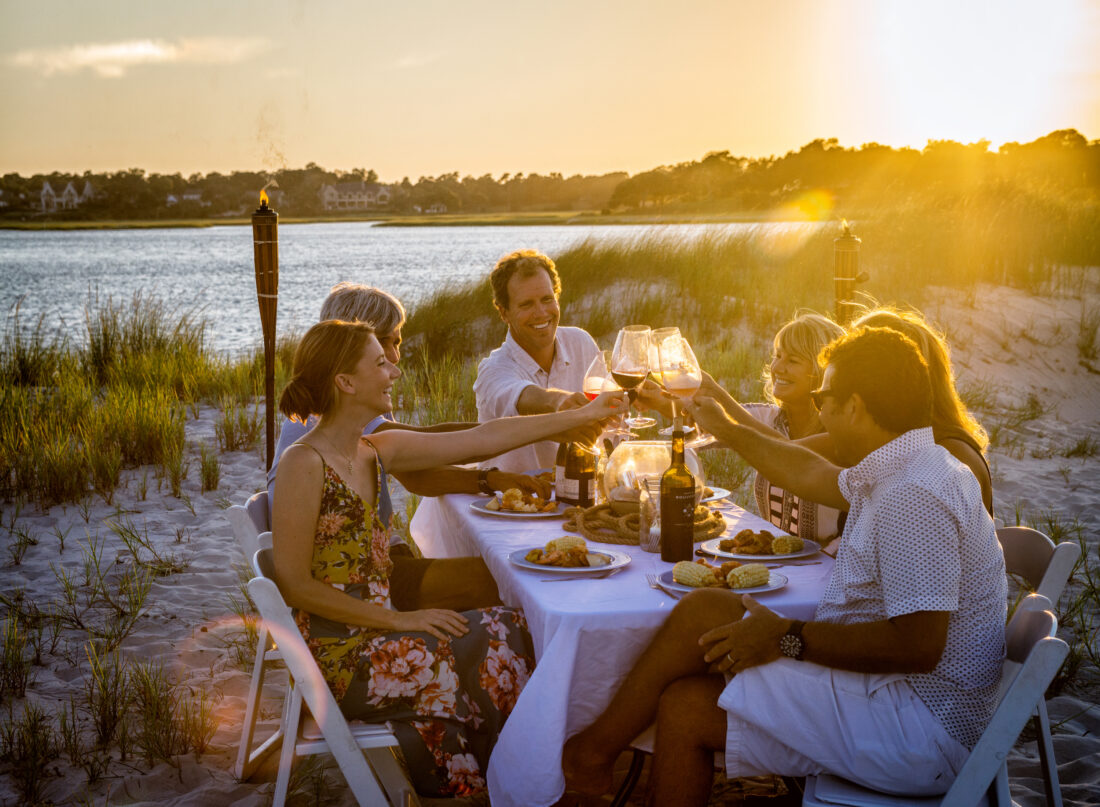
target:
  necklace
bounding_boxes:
[319,430,357,476]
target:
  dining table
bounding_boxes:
[412,493,834,807]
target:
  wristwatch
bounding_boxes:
[779,620,806,661]
[477,467,498,495]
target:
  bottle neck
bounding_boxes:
[670,413,685,465]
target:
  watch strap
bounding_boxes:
[477,467,498,495]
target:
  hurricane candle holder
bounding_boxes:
[252,189,279,470]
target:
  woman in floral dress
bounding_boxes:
[272,320,625,797]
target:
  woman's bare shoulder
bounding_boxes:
[278,441,325,477]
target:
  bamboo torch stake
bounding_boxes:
[252,190,279,470]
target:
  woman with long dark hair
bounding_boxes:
[271,319,623,797]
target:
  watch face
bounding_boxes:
[779,634,803,659]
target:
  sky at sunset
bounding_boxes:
[1,0,1098,180]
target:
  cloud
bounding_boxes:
[7,37,273,78]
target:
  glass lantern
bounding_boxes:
[601,440,706,514]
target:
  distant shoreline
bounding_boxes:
[0,209,806,232]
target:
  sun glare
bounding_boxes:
[867,0,1090,148]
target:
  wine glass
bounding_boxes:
[652,327,689,437]
[583,350,633,437]
[611,325,656,430]
[657,335,703,418]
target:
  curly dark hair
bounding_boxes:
[820,326,933,434]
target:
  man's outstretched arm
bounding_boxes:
[685,396,848,510]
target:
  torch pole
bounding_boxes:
[833,221,861,326]
[252,197,279,471]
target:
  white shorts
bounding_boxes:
[718,659,969,796]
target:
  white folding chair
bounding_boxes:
[997,526,1079,608]
[248,548,420,807]
[997,526,1079,807]
[227,490,271,564]
[235,528,280,780]
[802,598,1068,807]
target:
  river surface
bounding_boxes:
[0,221,809,355]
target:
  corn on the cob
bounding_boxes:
[726,563,770,589]
[672,561,718,588]
[546,536,587,553]
[770,535,804,555]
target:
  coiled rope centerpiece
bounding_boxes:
[563,503,726,545]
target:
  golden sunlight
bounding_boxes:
[867,0,1088,147]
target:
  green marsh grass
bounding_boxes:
[4,701,60,805]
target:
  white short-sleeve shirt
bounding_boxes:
[816,427,1006,749]
[473,326,600,473]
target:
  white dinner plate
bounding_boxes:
[699,537,821,562]
[657,569,788,596]
[700,487,731,503]
[470,499,564,518]
[509,547,632,575]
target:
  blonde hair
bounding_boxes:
[279,320,375,422]
[320,282,406,335]
[763,312,845,404]
[853,307,988,452]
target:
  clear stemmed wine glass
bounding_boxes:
[583,350,632,437]
[651,327,689,437]
[611,325,656,430]
[657,335,703,419]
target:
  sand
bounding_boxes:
[1,281,1098,806]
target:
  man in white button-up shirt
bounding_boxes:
[473,249,603,473]
[564,327,1007,804]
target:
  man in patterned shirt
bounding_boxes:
[563,327,1006,804]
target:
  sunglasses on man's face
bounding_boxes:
[809,388,841,409]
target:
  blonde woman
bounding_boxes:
[853,307,993,515]
[273,320,624,797]
[700,312,846,544]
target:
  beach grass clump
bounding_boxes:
[82,642,130,749]
[216,397,263,452]
[129,659,215,765]
[108,516,189,578]
[1,701,60,805]
[396,352,479,424]
[199,444,220,492]
[0,616,33,700]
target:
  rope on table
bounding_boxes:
[563,504,726,545]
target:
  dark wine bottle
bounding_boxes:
[554,442,568,502]
[660,417,695,562]
[557,441,596,507]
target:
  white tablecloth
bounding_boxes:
[413,494,834,807]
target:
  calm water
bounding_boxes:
[0,221,808,355]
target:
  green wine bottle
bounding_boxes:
[660,416,695,562]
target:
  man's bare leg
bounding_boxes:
[649,675,727,807]
[418,557,502,609]
[562,588,745,796]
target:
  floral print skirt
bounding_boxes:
[328,605,534,798]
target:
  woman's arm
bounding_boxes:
[369,391,624,473]
[271,443,469,640]
[393,467,551,499]
[698,373,788,441]
[685,396,848,510]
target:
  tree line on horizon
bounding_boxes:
[1,128,1096,222]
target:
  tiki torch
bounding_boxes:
[833,220,862,326]
[252,189,278,470]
